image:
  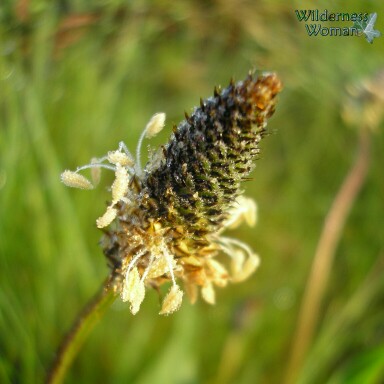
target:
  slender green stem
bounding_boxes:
[284,127,371,384]
[46,276,117,384]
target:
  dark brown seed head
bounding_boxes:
[140,73,282,235]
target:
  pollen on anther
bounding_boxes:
[144,113,166,139]
[60,170,94,190]
[96,206,117,228]
[122,267,146,315]
[231,252,260,283]
[107,150,134,167]
[111,164,129,204]
[159,285,183,315]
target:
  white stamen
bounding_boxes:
[61,170,94,190]
[243,197,257,227]
[125,250,146,281]
[136,113,166,176]
[219,236,255,260]
[161,242,177,286]
[144,113,166,139]
[232,253,260,283]
[118,141,135,161]
[217,237,260,283]
[96,206,117,228]
[140,254,155,281]
[159,285,183,315]
[111,164,129,204]
[90,158,101,186]
[201,283,216,305]
[231,249,246,276]
[121,267,146,315]
[76,163,116,173]
[107,150,134,167]
[225,196,257,229]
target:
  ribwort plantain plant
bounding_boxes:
[49,72,282,383]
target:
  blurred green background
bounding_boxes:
[1,0,383,383]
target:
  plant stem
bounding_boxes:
[46,276,117,384]
[284,127,371,384]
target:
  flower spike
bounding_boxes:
[61,73,282,314]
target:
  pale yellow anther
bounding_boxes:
[201,283,216,305]
[232,253,260,283]
[96,206,117,228]
[145,112,166,139]
[243,197,257,227]
[121,267,146,315]
[159,285,183,315]
[231,249,246,277]
[107,150,134,167]
[226,196,258,229]
[111,164,129,204]
[61,170,94,190]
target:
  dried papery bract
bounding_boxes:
[61,73,282,315]
[201,283,216,305]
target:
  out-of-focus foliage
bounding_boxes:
[0,0,383,383]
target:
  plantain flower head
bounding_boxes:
[61,73,282,315]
